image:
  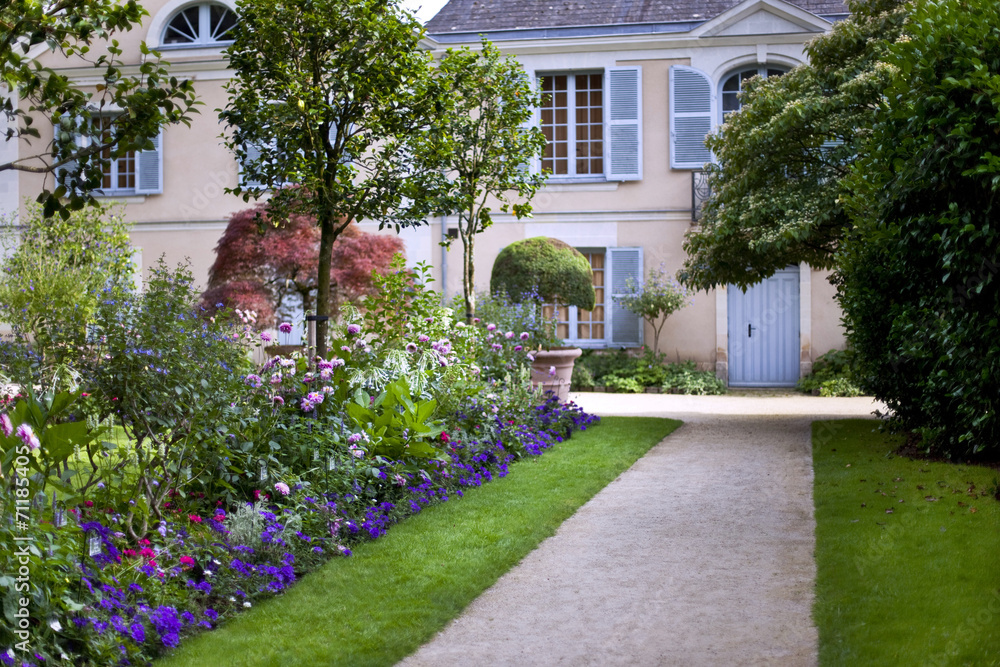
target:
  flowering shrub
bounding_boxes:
[0,251,600,665]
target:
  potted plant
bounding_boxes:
[490,236,595,400]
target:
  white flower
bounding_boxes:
[243,601,252,608]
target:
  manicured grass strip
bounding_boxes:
[158,416,679,667]
[813,420,1000,667]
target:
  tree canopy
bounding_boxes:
[221,0,445,357]
[421,38,547,321]
[1,0,198,217]
[680,0,906,290]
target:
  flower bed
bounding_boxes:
[0,257,597,666]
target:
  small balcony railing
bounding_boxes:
[692,169,711,223]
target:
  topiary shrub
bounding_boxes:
[490,237,595,311]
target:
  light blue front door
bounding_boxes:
[727,268,800,387]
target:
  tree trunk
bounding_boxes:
[316,213,336,359]
[462,227,476,322]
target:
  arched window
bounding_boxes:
[720,66,786,120]
[162,3,237,46]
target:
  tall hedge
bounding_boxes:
[490,237,595,310]
[837,0,1000,458]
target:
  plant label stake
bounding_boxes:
[87,534,101,557]
[258,460,268,482]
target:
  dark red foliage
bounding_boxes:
[200,202,404,328]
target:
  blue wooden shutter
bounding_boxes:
[135,131,163,194]
[609,247,643,347]
[669,65,713,169]
[607,66,642,181]
[239,143,265,189]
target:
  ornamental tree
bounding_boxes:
[220,0,446,358]
[680,0,906,290]
[491,237,595,311]
[419,38,547,321]
[837,0,1000,459]
[199,200,404,328]
[1,0,198,218]
[613,266,690,353]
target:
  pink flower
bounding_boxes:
[331,358,345,368]
[15,424,39,451]
[83,500,94,508]
[278,322,293,334]
[505,331,514,339]
[514,345,523,352]
[179,555,195,567]
[486,323,497,332]
[346,324,361,335]
[519,332,529,340]
[418,334,430,343]
[274,482,290,496]
[306,391,324,405]
[548,366,557,377]
[188,515,202,523]
[272,395,285,406]
[0,413,12,437]
[260,331,274,343]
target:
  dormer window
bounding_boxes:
[162,3,237,46]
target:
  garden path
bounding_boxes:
[398,392,884,666]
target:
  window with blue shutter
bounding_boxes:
[669,65,713,170]
[609,247,643,347]
[607,66,642,181]
[135,131,163,195]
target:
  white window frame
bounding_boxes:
[160,2,237,49]
[537,70,606,180]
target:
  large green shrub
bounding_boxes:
[0,203,133,377]
[490,237,595,311]
[838,0,1000,458]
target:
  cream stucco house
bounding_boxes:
[1,0,849,386]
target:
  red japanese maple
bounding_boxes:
[200,202,403,328]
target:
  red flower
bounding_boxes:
[139,548,156,559]
[188,515,202,523]
[179,555,195,567]
[440,432,450,443]
[138,539,151,547]
[83,500,94,508]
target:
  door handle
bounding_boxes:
[748,323,754,338]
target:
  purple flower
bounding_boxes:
[15,424,39,451]
[300,398,315,412]
[347,433,363,445]
[273,395,285,406]
[331,357,345,367]
[520,332,529,340]
[317,359,333,370]
[486,323,497,332]
[306,391,324,405]
[346,323,361,335]
[514,345,523,352]
[204,609,218,621]
[149,606,182,648]
[278,322,293,334]
[418,334,430,343]
[244,374,263,388]
[406,342,418,353]
[260,331,274,343]
[0,413,12,438]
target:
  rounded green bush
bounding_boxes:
[490,237,595,310]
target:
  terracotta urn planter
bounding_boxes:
[530,347,582,401]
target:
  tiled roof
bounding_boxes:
[425,0,848,33]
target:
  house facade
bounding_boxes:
[423,0,849,385]
[1,0,849,385]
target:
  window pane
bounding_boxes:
[210,5,237,41]
[164,7,200,43]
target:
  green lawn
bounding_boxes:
[158,416,679,667]
[813,420,1000,666]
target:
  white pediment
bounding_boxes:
[693,0,832,38]
[716,9,811,36]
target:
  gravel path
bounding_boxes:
[398,393,884,667]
